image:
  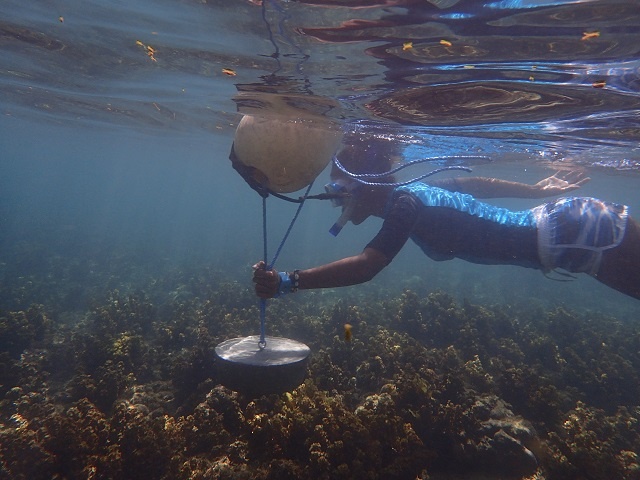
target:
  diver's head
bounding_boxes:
[325,173,394,235]
[326,130,401,235]
[332,131,401,180]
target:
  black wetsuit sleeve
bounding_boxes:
[366,192,420,261]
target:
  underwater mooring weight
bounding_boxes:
[215,335,310,397]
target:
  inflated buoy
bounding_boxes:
[233,115,342,193]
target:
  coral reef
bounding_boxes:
[1,263,640,479]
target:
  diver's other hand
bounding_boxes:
[533,170,591,197]
[252,261,280,298]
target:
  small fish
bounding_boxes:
[343,323,353,342]
[582,31,600,41]
[440,39,452,47]
[592,80,606,88]
[402,42,413,51]
[222,68,237,76]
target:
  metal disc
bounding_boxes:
[215,335,310,397]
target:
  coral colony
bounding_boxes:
[1,266,639,479]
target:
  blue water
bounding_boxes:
[2,0,640,318]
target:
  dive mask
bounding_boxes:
[324,179,359,207]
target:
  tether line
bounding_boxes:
[258,182,314,349]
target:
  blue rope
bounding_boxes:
[268,182,313,270]
[258,182,314,349]
[332,155,479,186]
[259,196,268,349]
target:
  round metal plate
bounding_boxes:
[215,335,310,396]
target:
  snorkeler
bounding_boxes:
[246,131,640,301]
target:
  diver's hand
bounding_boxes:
[252,261,280,299]
[533,170,590,197]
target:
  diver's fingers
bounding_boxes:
[559,169,589,185]
[253,268,280,290]
[252,261,280,298]
[253,272,279,298]
[564,169,582,179]
[254,284,275,298]
[575,176,591,186]
[253,267,275,282]
[566,170,590,185]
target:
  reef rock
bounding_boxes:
[463,395,539,478]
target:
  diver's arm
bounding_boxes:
[300,248,389,289]
[431,177,537,198]
[253,192,417,298]
[431,170,589,199]
[253,248,388,298]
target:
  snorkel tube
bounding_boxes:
[329,201,356,237]
[324,177,360,236]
